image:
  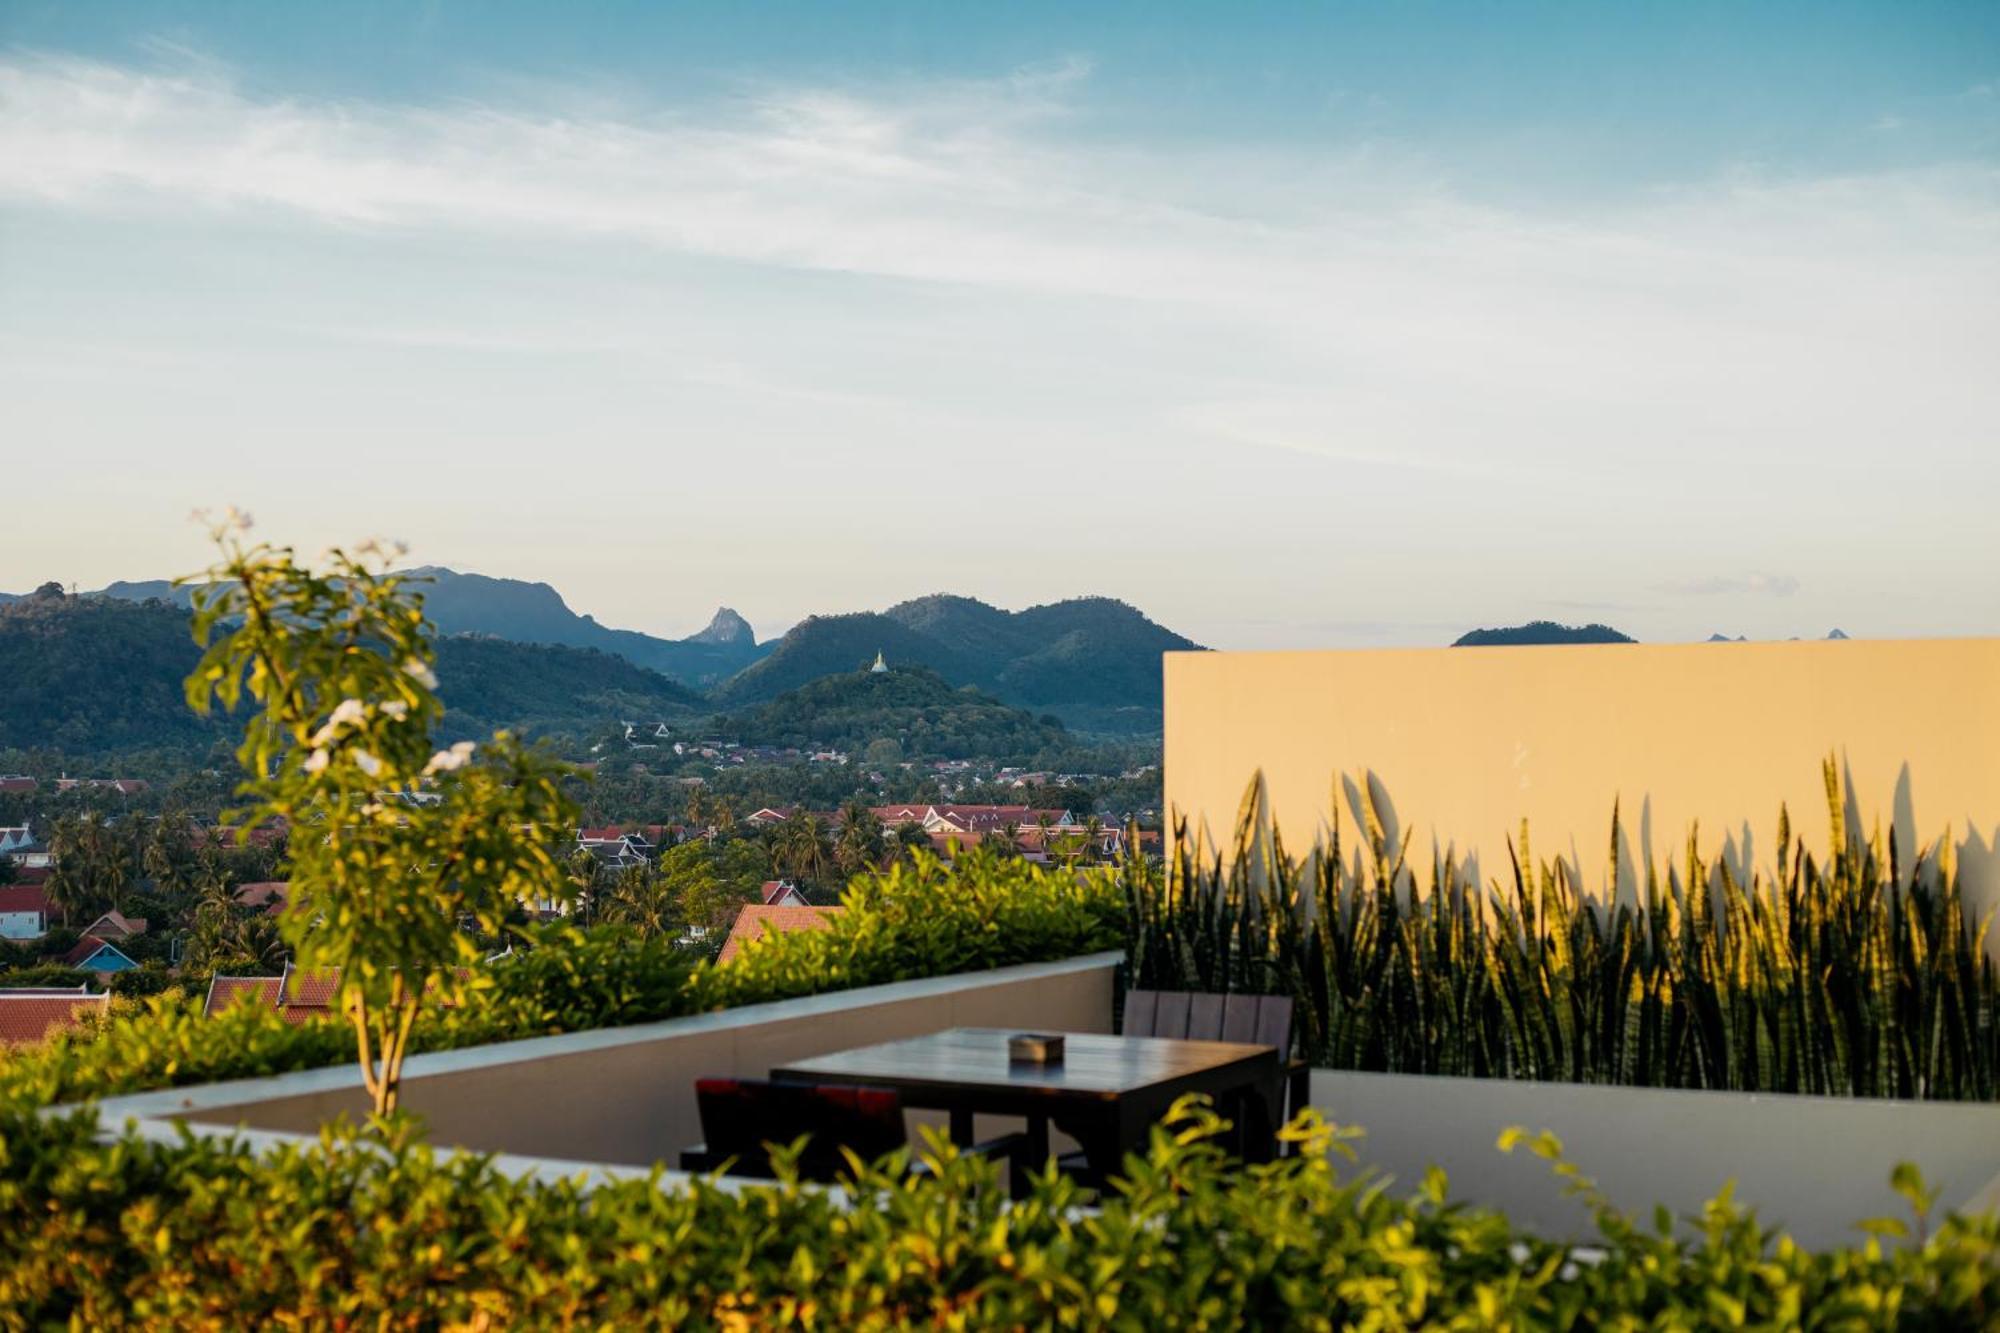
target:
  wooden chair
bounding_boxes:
[679,1078,1027,1189]
[1123,989,1310,1148]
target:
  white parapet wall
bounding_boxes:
[1312,1069,2000,1249]
[85,952,1122,1169]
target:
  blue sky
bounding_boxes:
[2,2,1996,647]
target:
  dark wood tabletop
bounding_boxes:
[771,1027,1284,1177]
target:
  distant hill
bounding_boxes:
[0,587,231,757]
[720,594,1201,731]
[430,636,705,739]
[719,666,1071,762]
[1710,630,1852,643]
[1452,621,1637,647]
[61,571,1201,731]
[0,590,704,760]
[84,568,769,688]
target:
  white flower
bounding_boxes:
[221,505,254,533]
[381,701,409,721]
[353,750,382,777]
[424,741,476,775]
[403,659,439,690]
[302,749,330,775]
[308,698,368,746]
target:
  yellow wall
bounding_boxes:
[1163,639,2000,929]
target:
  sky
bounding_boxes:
[2,2,1996,650]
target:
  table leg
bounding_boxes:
[949,1107,975,1148]
[1238,1075,1283,1164]
[1024,1113,1050,1168]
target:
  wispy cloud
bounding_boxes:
[2,48,1998,649]
[1657,573,1802,598]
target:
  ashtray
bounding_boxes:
[1008,1032,1065,1064]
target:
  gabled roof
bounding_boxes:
[81,909,148,938]
[0,989,109,1045]
[717,904,841,964]
[759,880,811,907]
[60,936,136,969]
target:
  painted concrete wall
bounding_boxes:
[1310,1069,2000,1249]
[100,954,1121,1169]
[1163,639,2000,929]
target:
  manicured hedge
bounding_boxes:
[2,1096,1993,1328]
[0,848,1122,1111]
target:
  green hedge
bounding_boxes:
[0,848,1122,1111]
[3,1096,1993,1328]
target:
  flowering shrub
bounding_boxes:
[1,1096,1992,1328]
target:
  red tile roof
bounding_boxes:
[717,904,841,964]
[0,990,109,1045]
[234,881,289,915]
[0,884,51,916]
[203,975,284,1018]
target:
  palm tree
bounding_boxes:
[772,813,833,890]
[601,863,673,939]
[988,820,1024,858]
[45,813,131,924]
[834,800,886,881]
[42,815,93,928]
[891,821,930,863]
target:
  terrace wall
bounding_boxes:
[1313,1069,2000,1250]
[1163,638,2000,938]
[89,953,1121,1169]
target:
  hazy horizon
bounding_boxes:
[4,2,1997,650]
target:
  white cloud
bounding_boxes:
[1658,574,1802,598]
[1,51,1997,647]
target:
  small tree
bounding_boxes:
[184,517,577,1116]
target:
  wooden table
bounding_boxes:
[770,1027,1284,1180]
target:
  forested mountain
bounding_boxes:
[718,666,1071,762]
[1452,621,1637,646]
[39,572,1203,732]
[0,587,231,757]
[719,594,1200,730]
[429,637,705,739]
[0,590,704,760]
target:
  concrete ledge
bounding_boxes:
[1311,1068,2000,1248]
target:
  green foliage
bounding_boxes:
[720,665,1072,762]
[0,588,233,758]
[1128,765,2000,1100]
[1452,620,1635,646]
[1,1094,1993,1327]
[184,526,579,1114]
[0,584,705,767]
[0,851,1121,1111]
[699,848,1122,1008]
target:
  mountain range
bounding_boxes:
[22,568,1199,732]
[0,588,706,758]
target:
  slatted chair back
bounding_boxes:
[692,1077,907,1180]
[1123,989,1295,1057]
